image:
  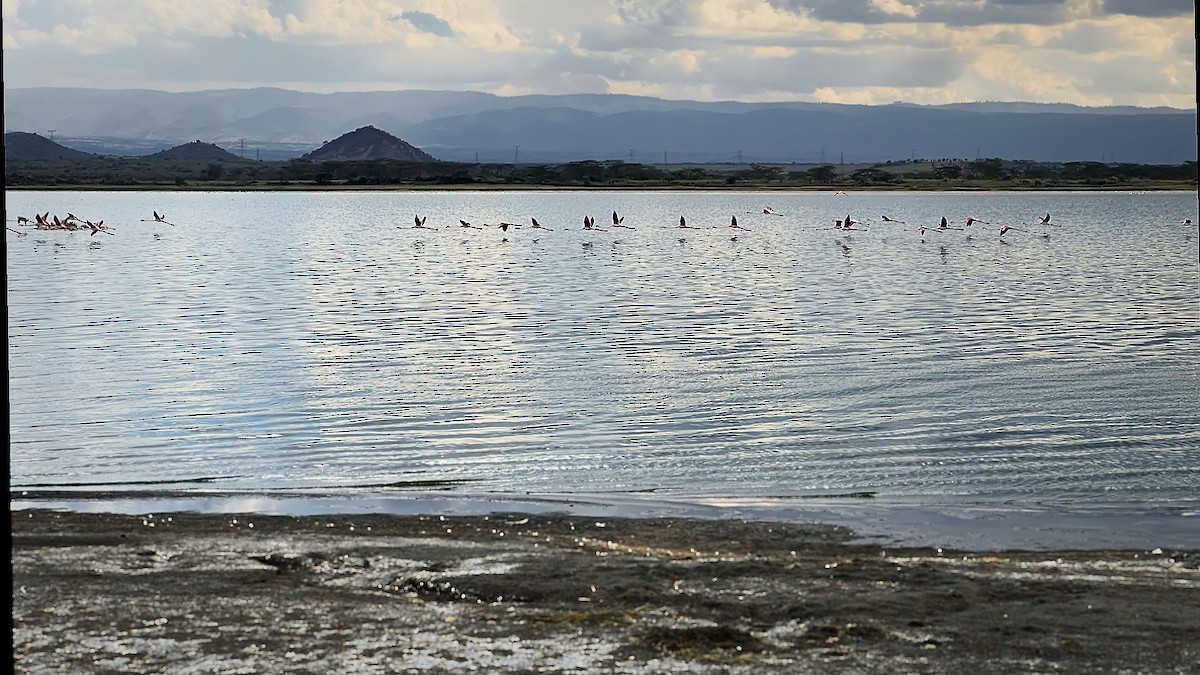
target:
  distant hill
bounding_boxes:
[4,87,1196,164]
[4,132,96,161]
[302,125,436,162]
[147,140,245,162]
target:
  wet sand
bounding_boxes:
[12,509,1200,674]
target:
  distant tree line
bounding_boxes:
[4,155,1196,189]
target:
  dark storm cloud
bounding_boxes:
[1100,0,1195,18]
[398,11,456,38]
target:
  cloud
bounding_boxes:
[767,0,1084,27]
[399,10,455,38]
[0,0,1194,108]
[871,0,918,19]
[1100,0,1194,18]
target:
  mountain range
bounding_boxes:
[4,87,1196,165]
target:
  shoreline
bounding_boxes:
[12,508,1200,673]
[5,182,1196,192]
[12,489,1200,551]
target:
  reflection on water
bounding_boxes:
[7,190,1200,506]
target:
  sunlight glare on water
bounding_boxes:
[7,190,1199,506]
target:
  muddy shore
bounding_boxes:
[12,509,1200,674]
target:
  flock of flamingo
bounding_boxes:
[405,208,1198,243]
[404,207,1075,240]
[6,210,174,237]
[7,207,1195,242]
[8,211,115,236]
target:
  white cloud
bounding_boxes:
[871,0,917,19]
[0,0,1193,107]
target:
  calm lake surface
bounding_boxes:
[7,190,1200,511]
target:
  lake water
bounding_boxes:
[7,189,1200,520]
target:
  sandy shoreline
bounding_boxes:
[12,506,1200,673]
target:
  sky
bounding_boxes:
[2,0,1196,108]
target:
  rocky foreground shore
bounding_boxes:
[12,510,1200,673]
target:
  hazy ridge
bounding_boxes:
[4,87,1195,164]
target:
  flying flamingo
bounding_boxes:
[937,216,962,231]
[87,220,114,236]
[612,211,633,229]
[143,211,175,225]
[414,215,436,229]
[459,220,481,229]
[836,215,863,230]
[965,217,989,227]
[679,215,696,229]
[881,215,904,223]
[730,215,750,231]
[1000,224,1029,236]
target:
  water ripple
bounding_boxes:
[7,190,1199,504]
